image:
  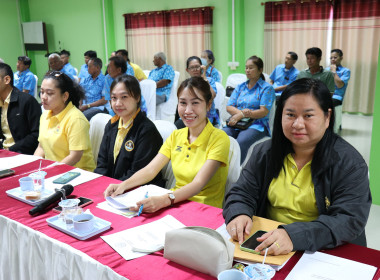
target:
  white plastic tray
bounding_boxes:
[6,187,54,206]
[46,215,111,240]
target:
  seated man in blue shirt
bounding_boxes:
[60,50,77,77]
[79,57,107,120]
[148,52,175,105]
[269,52,299,102]
[325,49,351,107]
[48,53,75,80]
[13,56,36,96]
[103,56,147,116]
[78,50,97,82]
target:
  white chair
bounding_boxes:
[33,75,40,102]
[74,76,79,84]
[224,137,241,203]
[153,120,177,189]
[156,71,180,122]
[225,73,246,88]
[74,67,78,76]
[241,136,271,169]
[140,79,156,121]
[89,113,112,163]
[143,70,150,78]
[334,105,343,133]
[214,82,227,127]
[263,72,271,83]
[218,70,223,84]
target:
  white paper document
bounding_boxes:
[105,184,172,209]
[0,154,41,169]
[285,251,377,280]
[97,201,138,218]
[101,215,185,260]
[43,168,102,190]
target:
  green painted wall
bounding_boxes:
[0,0,24,66]
[369,47,380,205]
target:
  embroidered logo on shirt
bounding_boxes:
[175,146,182,152]
[325,196,331,210]
[125,140,134,152]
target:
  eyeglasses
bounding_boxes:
[188,66,201,71]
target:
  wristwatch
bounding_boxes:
[87,104,91,109]
[168,193,175,206]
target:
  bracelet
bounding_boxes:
[241,111,245,118]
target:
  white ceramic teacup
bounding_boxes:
[217,269,248,280]
[73,213,95,233]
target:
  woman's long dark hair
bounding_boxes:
[268,78,336,179]
[44,71,85,108]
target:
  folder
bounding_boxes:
[231,216,295,266]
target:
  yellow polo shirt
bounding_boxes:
[159,121,229,208]
[266,154,318,224]
[0,89,15,149]
[38,101,95,171]
[130,62,147,81]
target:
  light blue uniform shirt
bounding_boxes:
[78,64,89,81]
[60,66,75,81]
[14,69,36,96]
[206,66,221,83]
[270,64,299,96]
[206,77,219,125]
[126,62,135,76]
[325,66,351,101]
[80,73,105,110]
[148,64,175,101]
[102,74,147,116]
[227,79,275,134]
[62,63,77,77]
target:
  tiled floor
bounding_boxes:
[338,113,379,250]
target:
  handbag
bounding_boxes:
[164,226,235,277]
[226,117,255,130]
[225,86,235,97]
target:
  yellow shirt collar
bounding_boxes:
[117,108,140,130]
[182,120,213,147]
[0,89,12,107]
[46,101,75,122]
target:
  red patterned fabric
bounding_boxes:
[334,0,380,19]
[124,7,213,29]
[265,0,332,22]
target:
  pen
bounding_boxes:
[137,191,149,216]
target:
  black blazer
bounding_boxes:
[0,87,41,154]
[95,110,164,186]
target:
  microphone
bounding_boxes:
[29,184,74,215]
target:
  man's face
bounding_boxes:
[84,56,90,65]
[306,54,321,69]
[49,57,63,71]
[284,54,296,69]
[107,61,121,78]
[330,52,343,66]
[16,60,28,72]
[88,60,99,77]
[60,54,69,65]
[153,56,161,67]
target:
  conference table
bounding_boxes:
[1,149,380,280]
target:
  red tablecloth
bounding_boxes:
[1,150,380,280]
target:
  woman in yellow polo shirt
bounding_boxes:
[34,71,95,171]
[223,78,371,255]
[104,76,230,210]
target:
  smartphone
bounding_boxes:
[53,171,81,184]
[52,196,93,213]
[0,169,15,178]
[240,230,267,254]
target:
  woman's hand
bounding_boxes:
[227,112,244,126]
[104,183,126,198]
[226,215,252,244]
[242,108,252,118]
[255,228,293,256]
[130,195,170,213]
